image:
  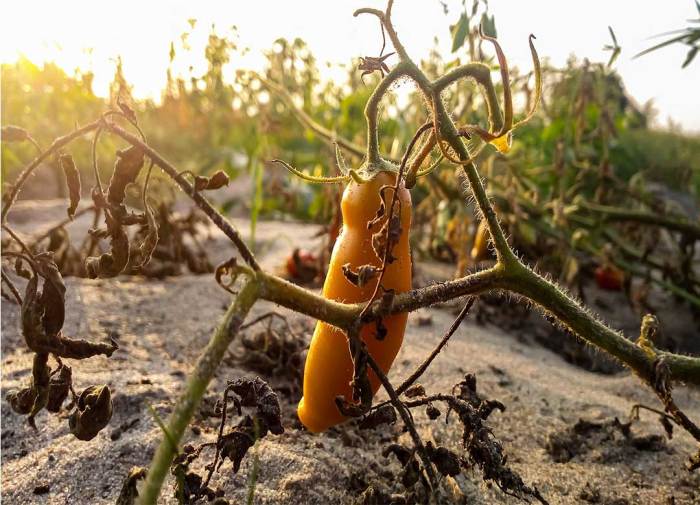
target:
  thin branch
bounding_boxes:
[1,119,101,224]
[396,298,474,396]
[1,268,23,305]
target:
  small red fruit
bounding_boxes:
[595,265,624,291]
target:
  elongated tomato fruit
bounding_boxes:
[297,171,412,433]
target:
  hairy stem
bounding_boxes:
[138,279,259,505]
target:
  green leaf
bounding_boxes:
[682,46,698,68]
[451,13,470,53]
[480,13,497,38]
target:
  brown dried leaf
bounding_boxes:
[59,153,81,219]
[69,385,113,441]
[227,377,284,435]
[194,170,230,192]
[85,211,130,278]
[1,125,30,142]
[46,365,72,413]
[107,145,145,206]
[358,405,397,430]
[7,387,37,415]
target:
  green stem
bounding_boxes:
[504,261,700,384]
[138,279,260,505]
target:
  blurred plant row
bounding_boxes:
[2,5,699,314]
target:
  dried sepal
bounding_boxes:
[59,153,81,219]
[69,384,113,441]
[342,263,380,288]
[107,145,145,206]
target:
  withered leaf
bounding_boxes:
[69,385,113,441]
[59,153,81,219]
[116,467,147,505]
[133,204,158,269]
[219,428,255,473]
[358,404,397,430]
[47,365,72,413]
[107,145,145,206]
[426,443,461,477]
[194,170,230,192]
[7,387,37,415]
[117,97,138,125]
[85,211,130,278]
[227,377,284,435]
[1,125,30,142]
[21,256,117,359]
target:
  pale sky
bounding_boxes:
[1,1,699,132]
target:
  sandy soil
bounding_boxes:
[2,200,699,504]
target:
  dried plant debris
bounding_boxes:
[356,374,548,504]
[228,313,308,397]
[545,417,667,464]
[170,377,284,503]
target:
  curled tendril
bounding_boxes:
[435,30,542,167]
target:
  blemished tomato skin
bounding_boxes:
[297,171,412,433]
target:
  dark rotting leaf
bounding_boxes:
[227,376,284,435]
[59,153,81,219]
[69,384,113,441]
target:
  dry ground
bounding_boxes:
[2,200,699,504]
